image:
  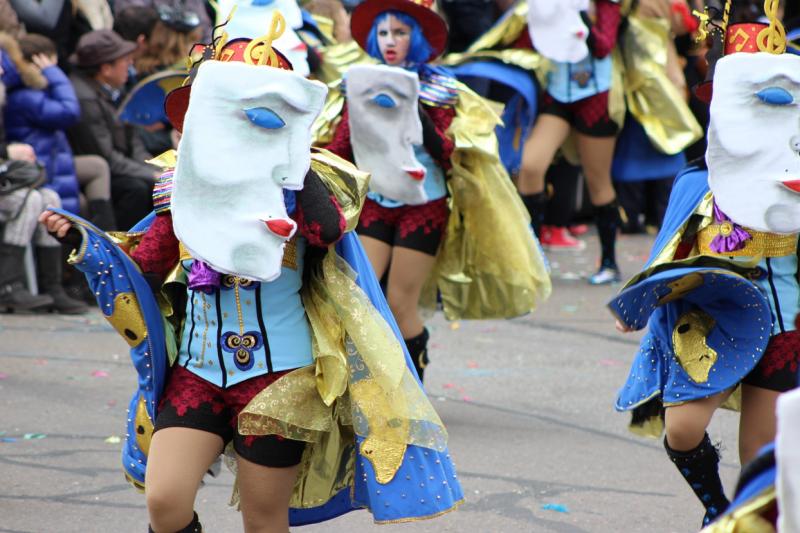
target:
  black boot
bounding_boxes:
[588,200,622,285]
[664,433,730,527]
[0,243,53,312]
[405,328,430,383]
[88,199,117,231]
[149,511,202,533]
[35,246,88,314]
[520,192,548,239]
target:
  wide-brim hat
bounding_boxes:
[164,37,293,132]
[69,29,137,68]
[350,0,448,62]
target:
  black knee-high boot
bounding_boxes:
[520,192,548,238]
[594,199,621,269]
[664,433,730,527]
[149,511,202,533]
[405,328,430,383]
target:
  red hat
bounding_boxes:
[695,22,771,103]
[164,37,293,132]
[350,0,448,62]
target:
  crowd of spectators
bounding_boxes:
[0,0,204,313]
[0,0,796,313]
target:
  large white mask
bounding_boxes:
[171,60,328,281]
[707,52,800,234]
[217,0,310,77]
[528,0,590,63]
[347,64,428,206]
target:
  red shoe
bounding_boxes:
[568,224,589,237]
[541,226,586,250]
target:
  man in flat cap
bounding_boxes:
[67,29,160,231]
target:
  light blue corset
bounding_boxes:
[547,55,612,104]
[368,145,447,208]
[754,254,800,336]
[177,238,314,388]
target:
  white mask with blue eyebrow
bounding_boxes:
[347,64,428,206]
[171,59,328,282]
[707,52,800,234]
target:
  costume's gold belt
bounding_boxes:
[697,223,798,257]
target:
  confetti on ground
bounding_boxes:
[91,370,110,378]
[461,396,473,402]
[442,383,455,389]
[1,437,17,443]
[430,342,441,349]
[480,326,497,333]
[104,436,121,444]
[23,433,46,440]
[106,400,117,408]
[559,272,582,281]
[542,503,569,513]
[449,322,460,330]
[0,372,7,379]
[561,305,579,314]
[34,359,48,366]
[599,359,623,366]
[467,361,479,368]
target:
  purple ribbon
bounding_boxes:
[710,202,751,254]
[188,260,221,294]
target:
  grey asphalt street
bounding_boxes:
[0,232,741,533]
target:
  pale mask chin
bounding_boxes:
[528,0,590,63]
[707,52,800,234]
[347,64,428,206]
[171,60,327,282]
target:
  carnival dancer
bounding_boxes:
[40,12,463,532]
[518,0,624,284]
[324,0,550,381]
[610,2,800,526]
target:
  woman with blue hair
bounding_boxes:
[325,0,550,383]
[325,0,457,382]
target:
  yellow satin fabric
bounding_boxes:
[620,16,703,154]
[420,84,551,320]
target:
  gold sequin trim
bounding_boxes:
[697,224,797,257]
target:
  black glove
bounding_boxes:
[418,104,446,163]
[296,168,344,246]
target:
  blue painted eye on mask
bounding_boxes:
[372,93,397,109]
[251,0,275,6]
[244,107,286,129]
[756,87,795,106]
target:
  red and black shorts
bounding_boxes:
[742,330,800,392]
[356,197,449,256]
[153,365,305,468]
[539,91,618,138]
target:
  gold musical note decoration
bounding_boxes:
[244,11,287,66]
[757,0,787,54]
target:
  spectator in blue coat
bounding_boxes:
[0,32,86,314]
[2,33,116,231]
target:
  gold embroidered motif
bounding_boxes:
[282,238,298,270]
[360,438,407,485]
[673,310,718,383]
[658,273,705,305]
[105,292,148,347]
[134,394,154,456]
[697,224,797,257]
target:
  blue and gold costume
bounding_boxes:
[53,148,465,525]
